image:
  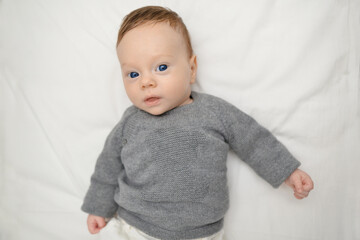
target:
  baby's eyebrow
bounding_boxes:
[152,54,174,59]
[120,62,138,69]
[149,54,175,63]
[120,62,130,68]
[121,54,175,68]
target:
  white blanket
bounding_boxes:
[1,0,359,239]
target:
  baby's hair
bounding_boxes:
[116,6,193,58]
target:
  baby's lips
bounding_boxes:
[144,96,161,106]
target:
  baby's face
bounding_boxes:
[117,22,197,115]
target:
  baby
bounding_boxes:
[81,6,314,240]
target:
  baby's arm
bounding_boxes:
[213,97,311,191]
[87,214,107,234]
[81,108,137,234]
[285,169,314,199]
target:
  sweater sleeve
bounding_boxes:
[219,101,300,188]
[81,107,134,217]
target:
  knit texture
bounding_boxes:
[81,91,300,239]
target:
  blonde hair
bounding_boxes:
[116,6,193,58]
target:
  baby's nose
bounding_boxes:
[140,77,157,89]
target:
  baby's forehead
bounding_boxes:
[130,21,181,37]
[117,22,189,61]
[120,22,187,48]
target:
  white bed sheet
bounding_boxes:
[1,0,359,239]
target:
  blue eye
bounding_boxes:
[157,64,168,72]
[129,72,139,78]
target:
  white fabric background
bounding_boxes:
[1,0,359,239]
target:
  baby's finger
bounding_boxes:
[294,192,307,199]
[98,220,106,228]
[303,180,314,192]
[294,180,304,193]
[294,192,304,199]
[294,192,308,199]
[299,191,309,197]
[89,222,99,234]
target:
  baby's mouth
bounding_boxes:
[144,96,161,106]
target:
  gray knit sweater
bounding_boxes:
[81,91,300,239]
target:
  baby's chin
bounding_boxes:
[137,105,170,116]
[146,109,167,116]
[137,99,192,116]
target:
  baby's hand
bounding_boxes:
[87,214,107,234]
[285,169,314,199]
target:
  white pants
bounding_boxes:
[115,217,225,240]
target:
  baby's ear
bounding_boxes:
[189,55,197,84]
